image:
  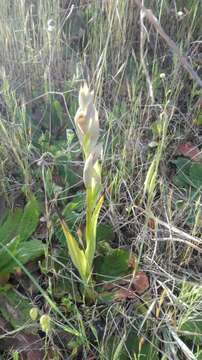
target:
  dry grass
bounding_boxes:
[0,0,202,359]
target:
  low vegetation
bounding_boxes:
[0,0,202,359]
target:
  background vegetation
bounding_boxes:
[0,0,202,359]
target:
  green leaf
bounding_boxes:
[178,318,202,345]
[0,235,21,274]
[58,163,80,188]
[52,99,63,122]
[0,287,32,329]
[120,330,158,360]
[18,196,40,242]
[96,224,115,242]
[195,349,202,360]
[61,219,87,282]
[172,157,202,194]
[85,194,104,269]
[189,163,202,188]
[15,239,46,265]
[55,193,84,244]
[106,330,158,360]
[94,248,132,281]
[172,157,197,190]
[151,120,163,138]
[0,209,23,245]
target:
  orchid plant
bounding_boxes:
[60,83,103,285]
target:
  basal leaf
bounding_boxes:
[172,157,199,190]
[15,239,46,265]
[0,287,32,329]
[94,248,132,281]
[120,330,158,360]
[96,224,115,242]
[107,330,158,360]
[18,196,40,242]
[0,235,21,274]
[0,209,23,245]
[190,163,202,188]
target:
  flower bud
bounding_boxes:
[83,144,102,188]
[40,314,51,334]
[29,307,38,321]
[74,83,100,155]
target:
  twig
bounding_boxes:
[134,0,202,88]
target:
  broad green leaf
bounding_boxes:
[171,157,192,173]
[172,157,202,195]
[0,209,23,245]
[15,239,46,266]
[0,235,21,274]
[96,224,115,242]
[0,287,32,329]
[172,157,197,189]
[107,330,158,360]
[190,163,202,188]
[120,330,158,360]
[94,248,133,281]
[18,196,40,242]
[178,318,202,345]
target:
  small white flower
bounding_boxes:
[47,19,56,32]
[160,73,166,79]
[177,11,184,17]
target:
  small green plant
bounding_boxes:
[0,196,45,282]
[60,83,103,286]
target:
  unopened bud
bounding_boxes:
[40,314,51,334]
[30,307,38,321]
[83,145,102,188]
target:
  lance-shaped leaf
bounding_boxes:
[60,219,87,282]
[85,194,104,269]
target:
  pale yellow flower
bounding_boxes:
[83,144,102,188]
[74,83,100,155]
